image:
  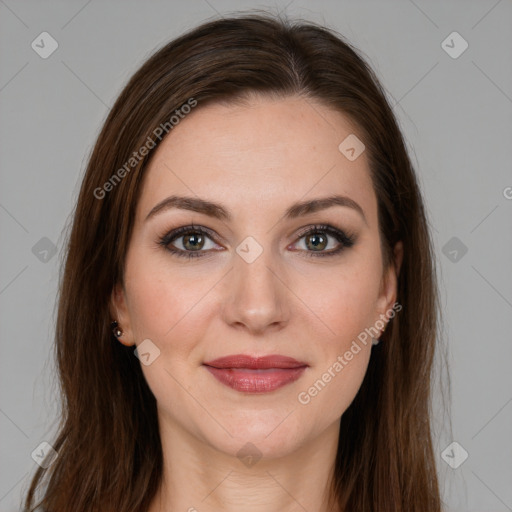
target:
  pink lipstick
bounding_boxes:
[203,354,308,393]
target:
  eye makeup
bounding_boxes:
[157,222,356,260]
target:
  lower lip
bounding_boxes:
[204,366,307,393]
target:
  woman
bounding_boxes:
[24,12,444,512]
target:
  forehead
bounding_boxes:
[137,95,376,226]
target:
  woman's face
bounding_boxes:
[111,94,401,459]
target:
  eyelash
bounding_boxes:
[157,223,356,260]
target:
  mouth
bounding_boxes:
[202,354,308,393]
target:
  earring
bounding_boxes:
[110,320,123,338]
[372,324,387,346]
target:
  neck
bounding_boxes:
[148,416,341,512]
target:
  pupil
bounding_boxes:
[184,233,203,250]
[308,233,326,250]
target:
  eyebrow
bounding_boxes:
[145,194,368,226]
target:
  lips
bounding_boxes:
[204,354,307,369]
[203,354,308,393]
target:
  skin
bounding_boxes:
[110,94,403,512]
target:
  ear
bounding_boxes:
[109,281,135,346]
[375,240,403,321]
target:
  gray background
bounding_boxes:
[1,1,511,510]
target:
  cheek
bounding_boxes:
[295,272,376,422]
[295,254,382,349]
[298,346,371,433]
[124,247,212,342]
[290,255,380,417]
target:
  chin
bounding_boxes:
[204,415,307,461]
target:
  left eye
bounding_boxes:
[293,231,339,252]
[288,225,355,257]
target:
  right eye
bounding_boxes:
[158,224,223,259]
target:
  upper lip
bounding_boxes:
[203,354,308,369]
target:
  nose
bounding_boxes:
[221,249,290,335]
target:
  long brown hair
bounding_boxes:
[23,11,446,511]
